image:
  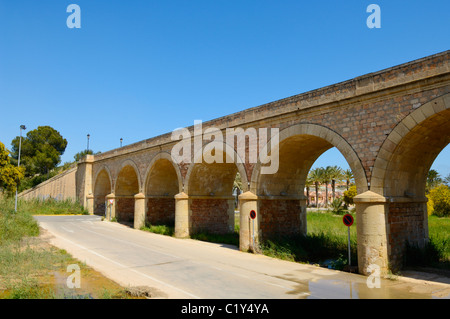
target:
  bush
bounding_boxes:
[428,185,450,217]
[343,185,357,207]
[426,194,434,216]
[329,198,346,215]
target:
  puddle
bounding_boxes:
[281,271,450,299]
[0,263,152,299]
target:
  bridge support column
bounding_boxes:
[175,192,190,238]
[105,193,116,221]
[239,191,259,252]
[76,155,94,209]
[86,194,94,215]
[134,193,146,230]
[354,191,389,276]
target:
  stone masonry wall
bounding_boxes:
[19,167,77,201]
[190,198,230,234]
[147,198,175,225]
[388,202,427,269]
[117,197,135,223]
[259,199,303,240]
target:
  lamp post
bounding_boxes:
[120,138,123,148]
[87,134,90,153]
[15,125,26,213]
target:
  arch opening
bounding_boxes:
[186,149,243,235]
[145,158,179,226]
[93,169,112,216]
[251,123,366,245]
[115,165,139,225]
[256,134,337,240]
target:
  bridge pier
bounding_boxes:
[175,192,190,238]
[354,191,389,275]
[105,193,116,221]
[238,191,259,252]
[86,193,94,215]
[134,193,146,229]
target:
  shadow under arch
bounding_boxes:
[114,159,141,224]
[143,151,183,226]
[93,165,112,215]
[183,141,249,235]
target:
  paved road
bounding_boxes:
[35,215,450,299]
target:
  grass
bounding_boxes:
[16,198,88,215]
[259,211,358,268]
[141,223,175,236]
[403,215,450,270]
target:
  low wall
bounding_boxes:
[18,167,77,201]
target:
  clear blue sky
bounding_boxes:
[1,1,449,177]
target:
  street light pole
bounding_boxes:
[120,138,123,148]
[87,134,90,153]
[14,125,26,213]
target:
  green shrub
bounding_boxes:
[329,198,346,215]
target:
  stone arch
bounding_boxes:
[115,159,142,192]
[143,152,183,195]
[115,160,140,224]
[184,142,249,195]
[184,142,249,234]
[251,123,368,194]
[249,123,367,240]
[93,166,112,215]
[371,93,450,197]
[144,152,182,225]
[369,93,450,268]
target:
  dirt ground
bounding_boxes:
[0,228,158,299]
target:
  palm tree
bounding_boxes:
[426,169,442,192]
[344,169,354,190]
[321,166,332,208]
[308,168,323,207]
[305,175,313,207]
[329,166,344,202]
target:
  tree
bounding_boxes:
[0,141,24,195]
[320,166,333,208]
[328,165,344,202]
[426,169,443,192]
[343,169,354,190]
[11,126,68,177]
[309,168,323,207]
[305,175,313,207]
[444,173,450,187]
[74,149,92,162]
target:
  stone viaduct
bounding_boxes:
[50,51,450,275]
